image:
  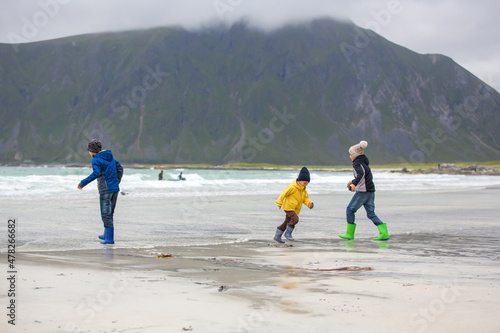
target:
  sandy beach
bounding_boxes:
[3,185,500,333]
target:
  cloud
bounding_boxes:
[0,0,499,91]
[349,0,500,90]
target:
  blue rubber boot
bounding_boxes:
[100,227,114,244]
[98,229,105,240]
[284,225,295,241]
[273,227,285,243]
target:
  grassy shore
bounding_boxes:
[10,161,500,172]
[128,161,500,171]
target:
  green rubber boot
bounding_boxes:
[373,223,389,241]
[339,223,356,240]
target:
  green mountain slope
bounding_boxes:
[1,19,499,165]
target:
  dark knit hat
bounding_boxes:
[87,139,102,153]
[297,167,310,182]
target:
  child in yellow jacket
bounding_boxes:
[274,167,314,243]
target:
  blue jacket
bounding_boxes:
[351,155,375,192]
[79,150,123,195]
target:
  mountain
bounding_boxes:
[1,18,500,165]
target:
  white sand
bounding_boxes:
[3,188,500,332]
[6,235,500,333]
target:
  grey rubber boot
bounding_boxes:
[284,225,295,241]
[273,227,285,243]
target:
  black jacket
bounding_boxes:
[351,155,375,192]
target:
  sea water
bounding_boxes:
[1,166,499,252]
[1,166,498,198]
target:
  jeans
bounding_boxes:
[346,192,383,225]
[100,192,118,228]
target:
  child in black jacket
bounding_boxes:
[339,140,389,241]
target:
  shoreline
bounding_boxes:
[2,162,500,175]
[391,163,500,176]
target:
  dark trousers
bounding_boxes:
[100,192,118,228]
[278,210,299,230]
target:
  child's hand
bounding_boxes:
[77,184,82,190]
[277,205,281,210]
[308,202,314,209]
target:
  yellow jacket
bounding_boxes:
[275,180,313,215]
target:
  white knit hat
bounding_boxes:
[349,140,368,158]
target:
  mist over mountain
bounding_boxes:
[1,18,499,165]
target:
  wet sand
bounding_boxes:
[4,187,500,333]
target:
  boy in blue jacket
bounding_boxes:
[339,140,389,241]
[78,139,123,244]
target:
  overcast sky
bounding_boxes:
[1,0,499,92]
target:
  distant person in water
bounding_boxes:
[158,170,164,180]
[339,140,389,241]
[178,172,183,180]
[78,139,123,245]
[274,167,314,243]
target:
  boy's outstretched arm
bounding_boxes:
[78,160,101,189]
